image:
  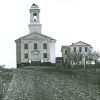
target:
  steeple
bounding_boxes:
[29,3,42,33]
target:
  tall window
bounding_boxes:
[33,13,37,21]
[74,47,76,52]
[43,43,47,49]
[85,47,88,52]
[34,43,37,49]
[65,50,67,55]
[79,47,82,52]
[43,53,47,58]
[24,43,28,49]
[24,53,28,58]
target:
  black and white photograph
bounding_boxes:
[0,0,100,100]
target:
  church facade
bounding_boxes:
[15,4,56,67]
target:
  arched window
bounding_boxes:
[43,43,47,49]
[34,43,37,49]
[24,43,28,49]
[33,13,37,16]
[33,13,37,21]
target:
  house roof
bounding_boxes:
[15,32,56,42]
[61,41,92,51]
[70,41,92,46]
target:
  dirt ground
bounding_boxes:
[3,66,100,100]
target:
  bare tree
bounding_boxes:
[92,51,100,66]
[92,51,100,72]
[84,51,100,72]
[68,52,83,69]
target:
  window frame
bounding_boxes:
[85,47,88,52]
[24,43,28,49]
[74,47,76,52]
[65,50,67,55]
[43,53,47,58]
[79,47,82,52]
[24,53,28,58]
[43,43,47,49]
[34,43,38,49]
[33,13,37,21]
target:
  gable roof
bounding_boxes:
[70,41,91,46]
[15,32,56,42]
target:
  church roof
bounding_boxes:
[15,32,56,42]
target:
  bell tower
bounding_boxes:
[29,4,42,33]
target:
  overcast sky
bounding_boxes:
[0,0,100,68]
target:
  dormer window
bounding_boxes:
[33,13,37,21]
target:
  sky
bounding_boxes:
[0,0,100,68]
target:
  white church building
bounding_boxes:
[15,4,56,67]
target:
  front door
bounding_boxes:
[31,50,40,61]
[33,54,39,61]
[31,50,40,66]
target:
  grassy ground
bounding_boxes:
[3,66,100,100]
[0,68,14,99]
